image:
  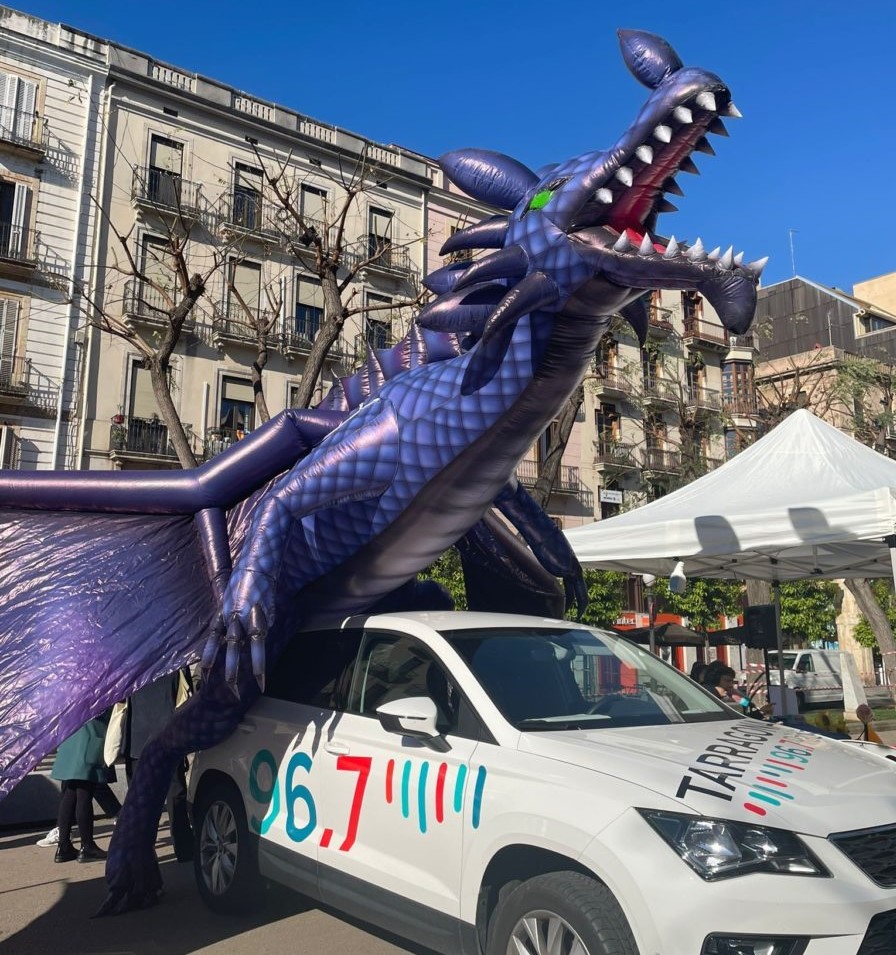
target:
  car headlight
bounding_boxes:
[638,809,829,880]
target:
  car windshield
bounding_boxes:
[768,652,798,670]
[441,626,738,730]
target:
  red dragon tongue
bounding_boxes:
[625,228,666,254]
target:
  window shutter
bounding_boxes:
[230,260,261,310]
[235,164,262,193]
[129,362,158,419]
[150,137,183,174]
[297,276,324,310]
[369,208,392,239]
[300,185,327,222]
[14,78,35,140]
[0,298,19,386]
[8,183,29,257]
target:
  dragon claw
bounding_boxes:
[201,612,227,675]
[224,616,246,693]
[247,604,268,690]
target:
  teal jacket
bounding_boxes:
[51,710,112,783]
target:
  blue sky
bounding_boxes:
[16,1,896,294]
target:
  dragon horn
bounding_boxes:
[453,245,529,291]
[439,148,539,210]
[618,30,683,89]
[481,271,560,344]
[440,215,510,255]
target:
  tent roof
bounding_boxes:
[564,409,896,581]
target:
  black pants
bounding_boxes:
[126,757,193,862]
[94,782,122,818]
[57,780,97,848]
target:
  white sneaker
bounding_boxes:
[36,826,59,847]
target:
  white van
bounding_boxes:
[766,649,843,707]
[188,612,896,955]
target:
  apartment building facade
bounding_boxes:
[0,8,106,470]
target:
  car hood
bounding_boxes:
[517,718,896,835]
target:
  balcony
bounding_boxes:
[132,167,203,219]
[0,354,29,397]
[516,458,581,494]
[642,375,677,406]
[726,334,757,356]
[218,192,279,242]
[593,441,640,472]
[282,306,324,359]
[349,330,396,367]
[0,106,48,157]
[212,301,277,350]
[353,235,416,278]
[201,427,251,461]
[722,395,758,417]
[685,386,723,414]
[0,221,38,276]
[109,415,180,462]
[648,308,674,339]
[122,278,195,331]
[682,318,729,352]
[643,447,681,473]
[592,363,633,398]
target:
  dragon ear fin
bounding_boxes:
[481,272,560,344]
[618,292,650,345]
[439,149,539,211]
[453,245,529,292]
[618,30,683,89]
[440,215,510,255]
[423,260,476,295]
[417,283,506,335]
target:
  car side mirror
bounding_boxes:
[376,696,449,752]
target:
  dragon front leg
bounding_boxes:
[495,479,588,618]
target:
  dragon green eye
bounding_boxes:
[528,189,554,211]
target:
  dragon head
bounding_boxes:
[419,29,764,344]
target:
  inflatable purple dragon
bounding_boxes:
[0,29,763,911]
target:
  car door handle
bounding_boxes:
[237,721,257,734]
[325,741,350,756]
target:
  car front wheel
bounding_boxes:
[487,871,638,955]
[193,779,264,915]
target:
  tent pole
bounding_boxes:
[772,579,792,717]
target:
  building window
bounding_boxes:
[0,179,31,259]
[447,223,472,262]
[365,292,392,350]
[595,403,619,451]
[233,163,262,230]
[368,207,393,262]
[137,235,173,312]
[218,376,255,435]
[0,71,38,144]
[300,184,327,227]
[148,135,183,206]
[227,259,262,321]
[0,296,20,387]
[682,290,703,325]
[295,276,323,340]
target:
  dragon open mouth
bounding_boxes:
[421,29,763,341]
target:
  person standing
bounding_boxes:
[50,711,113,863]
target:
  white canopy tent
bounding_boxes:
[564,409,896,584]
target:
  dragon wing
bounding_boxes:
[0,508,215,798]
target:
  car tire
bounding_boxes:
[486,871,638,955]
[193,778,265,915]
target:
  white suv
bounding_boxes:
[188,611,896,955]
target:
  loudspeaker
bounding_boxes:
[744,604,778,649]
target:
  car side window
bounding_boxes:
[796,656,814,673]
[348,632,476,738]
[265,628,362,710]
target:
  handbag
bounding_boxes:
[103,700,128,766]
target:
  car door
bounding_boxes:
[313,629,483,920]
[238,627,363,889]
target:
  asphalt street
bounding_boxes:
[0,818,431,955]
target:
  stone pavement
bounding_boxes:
[0,819,426,955]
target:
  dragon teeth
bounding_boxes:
[616,166,634,186]
[708,118,729,137]
[695,91,717,112]
[638,233,655,256]
[664,177,684,197]
[653,124,673,143]
[687,238,706,261]
[734,252,744,266]
[719,246,734,270]
[680,157,699,175]
[673,106,693,124]
[747,256,769,276]
[596,188,613,204]
[726,102,743,118]
[636,145,654,164]
[664,236,680,258]
[613,232,632,252]
[708,246,721,261]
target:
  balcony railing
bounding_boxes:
[727,334,756,351]
[516,458,581,493]
[213,301,277,346]
[0,354,29,394]
[132,167,203,217]
[592,363,632,395]
[685,386,722,412]
[723,395,758,416]
[350,236,415,276]
[122,278,195,330]
[0,106,48,154]
[642,375,677,403]
[218,192,279,238]
[683,318,729,349]
[643,448,681,472]
[202,427,252,460]
[109,416,178,458]
[282,306,321,355]
[648,308,674,336]
[593,441,640,469]
[0,221,37,265]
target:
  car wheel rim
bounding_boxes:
[507,909,590,955]
[199,800,238,896]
